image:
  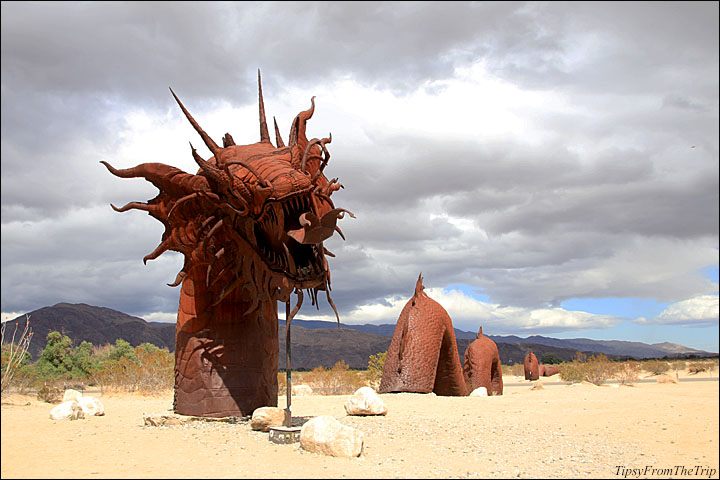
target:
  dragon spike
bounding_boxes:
[325,285,341,327]
[190,142,229,188]
[289,96,315,148]
[414,273,424,297]
[167,269,186,287]
[273,117,285,147]
[321,132,332,148]
[169,87,221,156]
[143,237,174,265]
[111,201,152,213]
[258,69,271,144]
[300,138,323,173]
[100,160,201,196]
[312,133,333,181]
[223,133,235,147]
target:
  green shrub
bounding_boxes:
[105,339,137,363]
[70,341,97,380]
[366,351,387,388]
[540,353,563,365]
[35,332,75,380]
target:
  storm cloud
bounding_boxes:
[2,2,717,345]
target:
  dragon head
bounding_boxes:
[102,70,353,318]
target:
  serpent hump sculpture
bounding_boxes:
[524,351,540,381]
[463,326,503,395]
[539,364,561,376]
[379,274,468,396]
[102,70,353,417]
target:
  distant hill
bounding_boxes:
[4,304,715,369]
[481,334,713,359]
[277,320,615,368]
[3,303,175,360]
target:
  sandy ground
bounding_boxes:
[2,372,718,479]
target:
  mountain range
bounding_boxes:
[3,303,715,369]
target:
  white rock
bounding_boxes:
[78,396,105,416]
[344,387,387,416]
[50,400,85,421]
[62,389,83,402]
[292,384,313,396]
[470,387,488,396]
[250,406,288,432]
[300,415,364,457]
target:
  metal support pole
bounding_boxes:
[284,300,292,427]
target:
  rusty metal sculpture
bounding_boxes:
[463,326,503,395]
[524,351,540,381]
[102,71,353,417]
[379,275,468,396]
[539,364,561,376]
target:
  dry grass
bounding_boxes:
[90,348,173,394]
[688,361,716,374]
[560,352,618,385]
[1,315,33,395]
[294,361,368,395]
[642,359,671,376]
[615,361,642,385]
[502,363,525,377]
[279,362,371,396]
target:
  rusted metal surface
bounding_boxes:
[539,364,561,376]
[524,351,540,381]
[463,326,504,395]
[379,274,468,396]
[104,71,352,417]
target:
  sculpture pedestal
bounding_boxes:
[269,426,301,444]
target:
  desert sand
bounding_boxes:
[2,372,718,479]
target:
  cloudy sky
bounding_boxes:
[2,2,718,351]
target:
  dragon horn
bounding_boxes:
[190,142,230,188]
[289,96,315,148]
[258,69,271,144]
[169,87,221,156]
[273,117,285,147]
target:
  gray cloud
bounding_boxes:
[1,2,717,339]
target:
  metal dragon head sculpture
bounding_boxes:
[102,71,353,417]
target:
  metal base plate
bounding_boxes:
[269,425,302,444]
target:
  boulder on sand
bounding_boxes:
[49,400,85,421]
[344,387,387,416]
[300,415,364,457]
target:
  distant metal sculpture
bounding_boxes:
[379,275,468,396]
[463,326,503,395]
[524,351,540,381]
[539,364,561,376]
[103,71,353,417]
